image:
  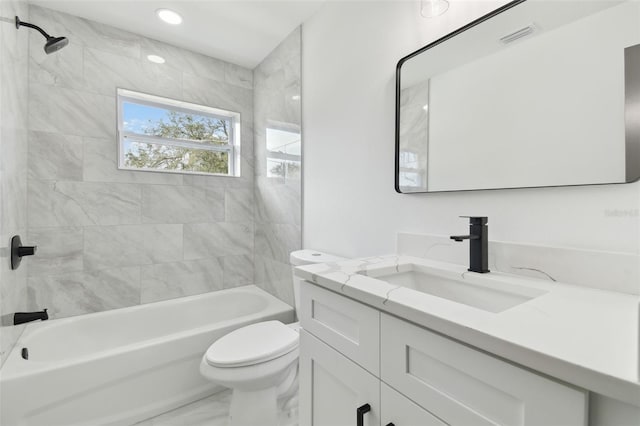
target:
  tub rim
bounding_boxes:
[1,285,293,379]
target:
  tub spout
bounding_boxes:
[14,309,48,325]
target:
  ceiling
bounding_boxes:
[29,0,325,68]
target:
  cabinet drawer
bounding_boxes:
[381,313,587,426]
[300,281,380,375]
[381,383,447,426]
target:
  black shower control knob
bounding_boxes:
[10,235,37,270]
[18,245,37,257]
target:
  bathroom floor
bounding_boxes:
[134,390,299,426]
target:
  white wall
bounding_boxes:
[302,1,640,270]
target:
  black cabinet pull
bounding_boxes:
[356,403,371,426]
[385,424,395,426]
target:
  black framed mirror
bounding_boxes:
[395,0,640,193]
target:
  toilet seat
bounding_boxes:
[205,321,299,368]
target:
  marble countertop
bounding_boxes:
[295,255,640,406]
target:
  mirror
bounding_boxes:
[395,0,640,193]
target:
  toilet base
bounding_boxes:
[229,387,278,426]
[227,364,298,426]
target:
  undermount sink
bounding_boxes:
[362,264,548,313]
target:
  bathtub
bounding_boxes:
[0,285,294,426]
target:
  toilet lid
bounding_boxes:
[205,321,299,368]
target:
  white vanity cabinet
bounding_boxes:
[299,330,380,426]
[380,383,448,426]
[381,314,587,426]
[299,281,588,426]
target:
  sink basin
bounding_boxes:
[362,264,547,313]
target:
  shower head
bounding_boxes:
[44,36,69,54]
[15,16,68,54]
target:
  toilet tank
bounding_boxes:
[290,250,345,314]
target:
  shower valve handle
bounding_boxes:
[11,235,37,270]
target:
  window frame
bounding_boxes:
[116,88,242,177]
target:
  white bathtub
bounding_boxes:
[0,285,294,426]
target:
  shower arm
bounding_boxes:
[15,16,52,39]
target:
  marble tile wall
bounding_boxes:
[25,5,256,319]
[253,28,302,307]
[0,0,30,365]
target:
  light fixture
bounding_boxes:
[422,104,429,112]
[291,95,301,101]
[156,8,182,25]
[420,0,449,18]
[147,54,165,64]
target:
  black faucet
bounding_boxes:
[450,216,490,273]
[14,309,48,325]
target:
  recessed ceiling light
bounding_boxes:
[291,95,301,101]
[147,54,165,64]
[420,0,449,18]
[156,9,182,25]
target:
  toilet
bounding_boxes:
[199,250,345,426]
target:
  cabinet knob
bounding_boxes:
[385,424,395,426]
[356,403,371,426]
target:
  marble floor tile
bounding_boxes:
[134,389,298,426]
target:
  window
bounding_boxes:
[266,126,301,181]
[117,89,241,176]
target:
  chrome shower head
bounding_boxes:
[15,16,68,55]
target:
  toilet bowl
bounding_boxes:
[199,250,345,426]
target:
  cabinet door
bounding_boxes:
[380,383,447,426]
[381,314,587,426]
[300,329,380,426]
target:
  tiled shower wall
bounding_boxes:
[25,6,256,318]
[0,0,29,364]
[253,29,302,306]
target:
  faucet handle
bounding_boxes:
[459,216,488,225]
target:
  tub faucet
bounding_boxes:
[450,216,490,273]
[14,309,48,325]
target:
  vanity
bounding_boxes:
[296,253,639,425]
[294,0,640,423]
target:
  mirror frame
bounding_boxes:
[394,0,640,193]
